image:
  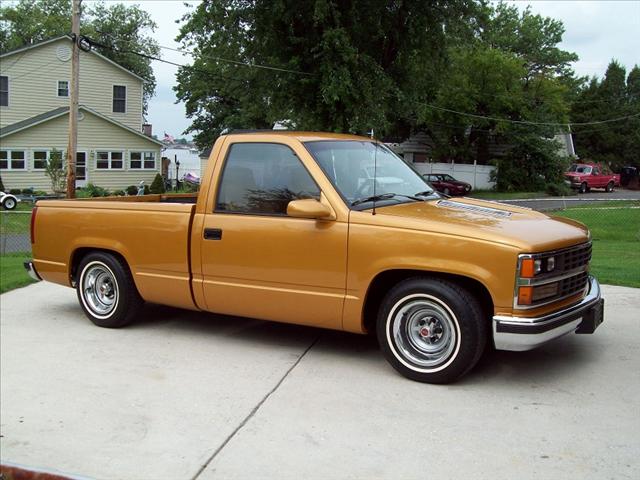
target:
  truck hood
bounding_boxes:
[370,197,589,252]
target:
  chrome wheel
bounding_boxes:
[81,262,118,317]
[388,294,459,371]
[3,198,16,210]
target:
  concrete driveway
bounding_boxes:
[1,282,638,480]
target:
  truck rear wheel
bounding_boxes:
[579,182,588,194]
[376,277,487,384]
[605,181,614,192]
[76,252,143,328]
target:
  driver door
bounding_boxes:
[199,141,348,329]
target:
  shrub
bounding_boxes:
[149,173,166,194]
[126,185,138,196]
[546,182,571,197]
[112,189,126,196]
[84,183,109,197]
[9,188,21,195]
[0,176,5,191]
[33,190,48,196]
[144,185,150,195]
[21,188,34,194]
[45,148,66,193]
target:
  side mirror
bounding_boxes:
[287,198,334,220]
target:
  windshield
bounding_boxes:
[569,164,592,174]
[305,141,435,208]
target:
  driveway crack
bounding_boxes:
[191,334,321,480]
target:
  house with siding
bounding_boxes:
[0,35,163,192]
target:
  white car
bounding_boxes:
[0,191,20,210]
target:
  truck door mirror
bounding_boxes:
[287,199,334,220]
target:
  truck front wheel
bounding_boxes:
[76,252,143,328]
[376,278,487,384]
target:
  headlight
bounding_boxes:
[516,255,559,306]
[520,256,556,278]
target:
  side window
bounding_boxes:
[592,168,600,175]
[216,143,320,215]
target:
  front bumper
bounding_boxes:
[24,260,42,281]
[493,276,603,351]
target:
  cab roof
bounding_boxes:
[224,130,373,142]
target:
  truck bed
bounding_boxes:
[32,196,199,311]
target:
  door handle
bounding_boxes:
[204,228,223,240]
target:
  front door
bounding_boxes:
[75,152,87,188]
[199,141,348,330]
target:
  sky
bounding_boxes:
[87,0,640,140]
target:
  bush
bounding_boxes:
[126,185,138,196]
[546,182,571,197]
[144,185,150,195]
[33,190,48,196]
[491,135,570,192]
[84,183,109,197]
[149,173,165,194]
[0,175,5,191]
[9,188,21,195]
[45,148,65,193]
[21,188,34,194]
[112,189,126,196]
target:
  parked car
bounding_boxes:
[423,173,472,196]
[0,191,20,210]
[25,132,603,384]
[565,163,620,193]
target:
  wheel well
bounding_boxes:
[362,269,494,334]
[70,248,129,286]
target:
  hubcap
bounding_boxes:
[82,264,118,316]
[390,296,457,368]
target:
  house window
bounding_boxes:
[130,151,156,170]
[112,85,126,113]
[57,80,69,97]
[96,151,124,169]
[33,150,50,169]
[0,150,26,170]
[0,76,8,107]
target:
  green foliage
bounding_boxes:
[21,188,33,194]
[9,188,21,195]
[44,149,65,193]
[82,183,109,197]
[149,173,165,194]
[0,0,160,112]
[125,185,138,196]
[491,134,569,191]
[571,61,640,171]
[0,176,5,191]
[546,182,571,197]
[175,0,483,147]
[112,189,125,196]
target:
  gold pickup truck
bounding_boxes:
[25,132,604,383]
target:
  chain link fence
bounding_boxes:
[0,211,31,254]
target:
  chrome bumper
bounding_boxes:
[23,261,42,281]
[493,276,602,351]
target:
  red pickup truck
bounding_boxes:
[565,163,620,193]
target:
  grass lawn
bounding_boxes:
[470,190,548,200]
[0,210,31,234]
[0,254,37,294]
[554,206,640,288]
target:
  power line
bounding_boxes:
[420,102,640,127]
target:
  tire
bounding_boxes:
[605,181,614,193]
[2,197,17,210]
[578,182,587,194]
[376,277,487,384]
[76,252,143,328]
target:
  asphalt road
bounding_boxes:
[1,282,638,480]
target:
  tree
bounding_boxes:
[45,149,66,193]
[571,61,640,171]
[0,0,160,112]
[175,0,483,147]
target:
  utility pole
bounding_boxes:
[66,0,81,198]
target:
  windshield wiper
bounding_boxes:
[351,193,423,207]
[414,190,437,198]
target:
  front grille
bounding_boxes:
[559,271,589,298]
[557,243,592,272]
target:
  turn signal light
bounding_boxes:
[520,258,535,278]
[518,286,533,305]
